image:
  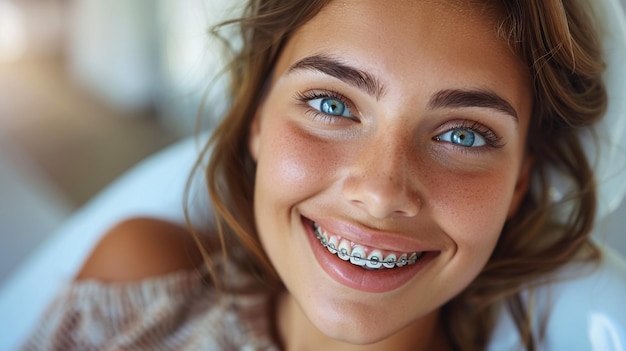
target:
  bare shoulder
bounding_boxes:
[76,217,204,283]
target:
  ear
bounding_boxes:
[507,155,533,218]
[248,112,262,162]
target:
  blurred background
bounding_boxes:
[0,0,625,288]
[0,0,238,283]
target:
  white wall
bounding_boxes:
[67,0,159,113]
[600,0,626,255]
[598,195,626,255]
[0,143,74,283]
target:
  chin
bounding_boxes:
[303,296,406,346]
[318,320,391,345]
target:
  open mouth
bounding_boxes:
[303,216,436,293]
[312,221,425,270]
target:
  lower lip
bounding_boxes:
[302,217,434,294]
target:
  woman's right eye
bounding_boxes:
[307,98,354,118]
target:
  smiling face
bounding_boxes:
[248,0,532,347]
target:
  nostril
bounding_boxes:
[346,185,420,219]
[342,148,422,218]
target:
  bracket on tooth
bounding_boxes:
[315,230,422,267]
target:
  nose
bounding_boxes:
[342,134,421,219]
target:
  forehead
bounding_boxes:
[272,0,531,117]
[282,0,511,73]
[285,0,507,57]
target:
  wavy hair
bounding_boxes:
[443,1,607,350]
[191,0,607,349]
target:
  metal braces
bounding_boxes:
[314,230,422,266]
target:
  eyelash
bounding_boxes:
[294,89,357,123]
[294,89,504,149]
[438,120,504,149]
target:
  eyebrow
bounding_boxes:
[288,55,519,123]
[428,89,519,123]
[288,54,386,100]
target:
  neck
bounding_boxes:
[275,292,452,351]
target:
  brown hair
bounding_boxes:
[443,1,607,350]
[192,0,607,349]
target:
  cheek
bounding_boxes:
[416,169,518,296]
[255,121,335,208]
[428,169,515,258]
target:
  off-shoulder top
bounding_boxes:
[20,263,279,351]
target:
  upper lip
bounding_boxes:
[304,215,437,253]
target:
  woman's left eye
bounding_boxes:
[307,98,354,118]
[436,129,486,147]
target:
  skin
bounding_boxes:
[77,218,203,282]
[249,0,533,349]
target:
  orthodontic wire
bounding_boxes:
[314,228,423,266]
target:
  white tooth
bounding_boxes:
[338,240,351,261]
[366,250,383,269]
[322,230,330,244]
[383,253,397,269]
[313,222,319,230]
[350,245,367,266]
[408,253,418,264]
[314,224,322,239]
[396,254,408,267]
[327,236,339,254]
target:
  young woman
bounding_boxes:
[24,0,608,350]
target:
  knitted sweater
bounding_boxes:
[20,264,279,351]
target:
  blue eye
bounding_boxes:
[308,98,354,118]
[437,129,486,147]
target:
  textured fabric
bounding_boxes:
[20,264,278,351]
